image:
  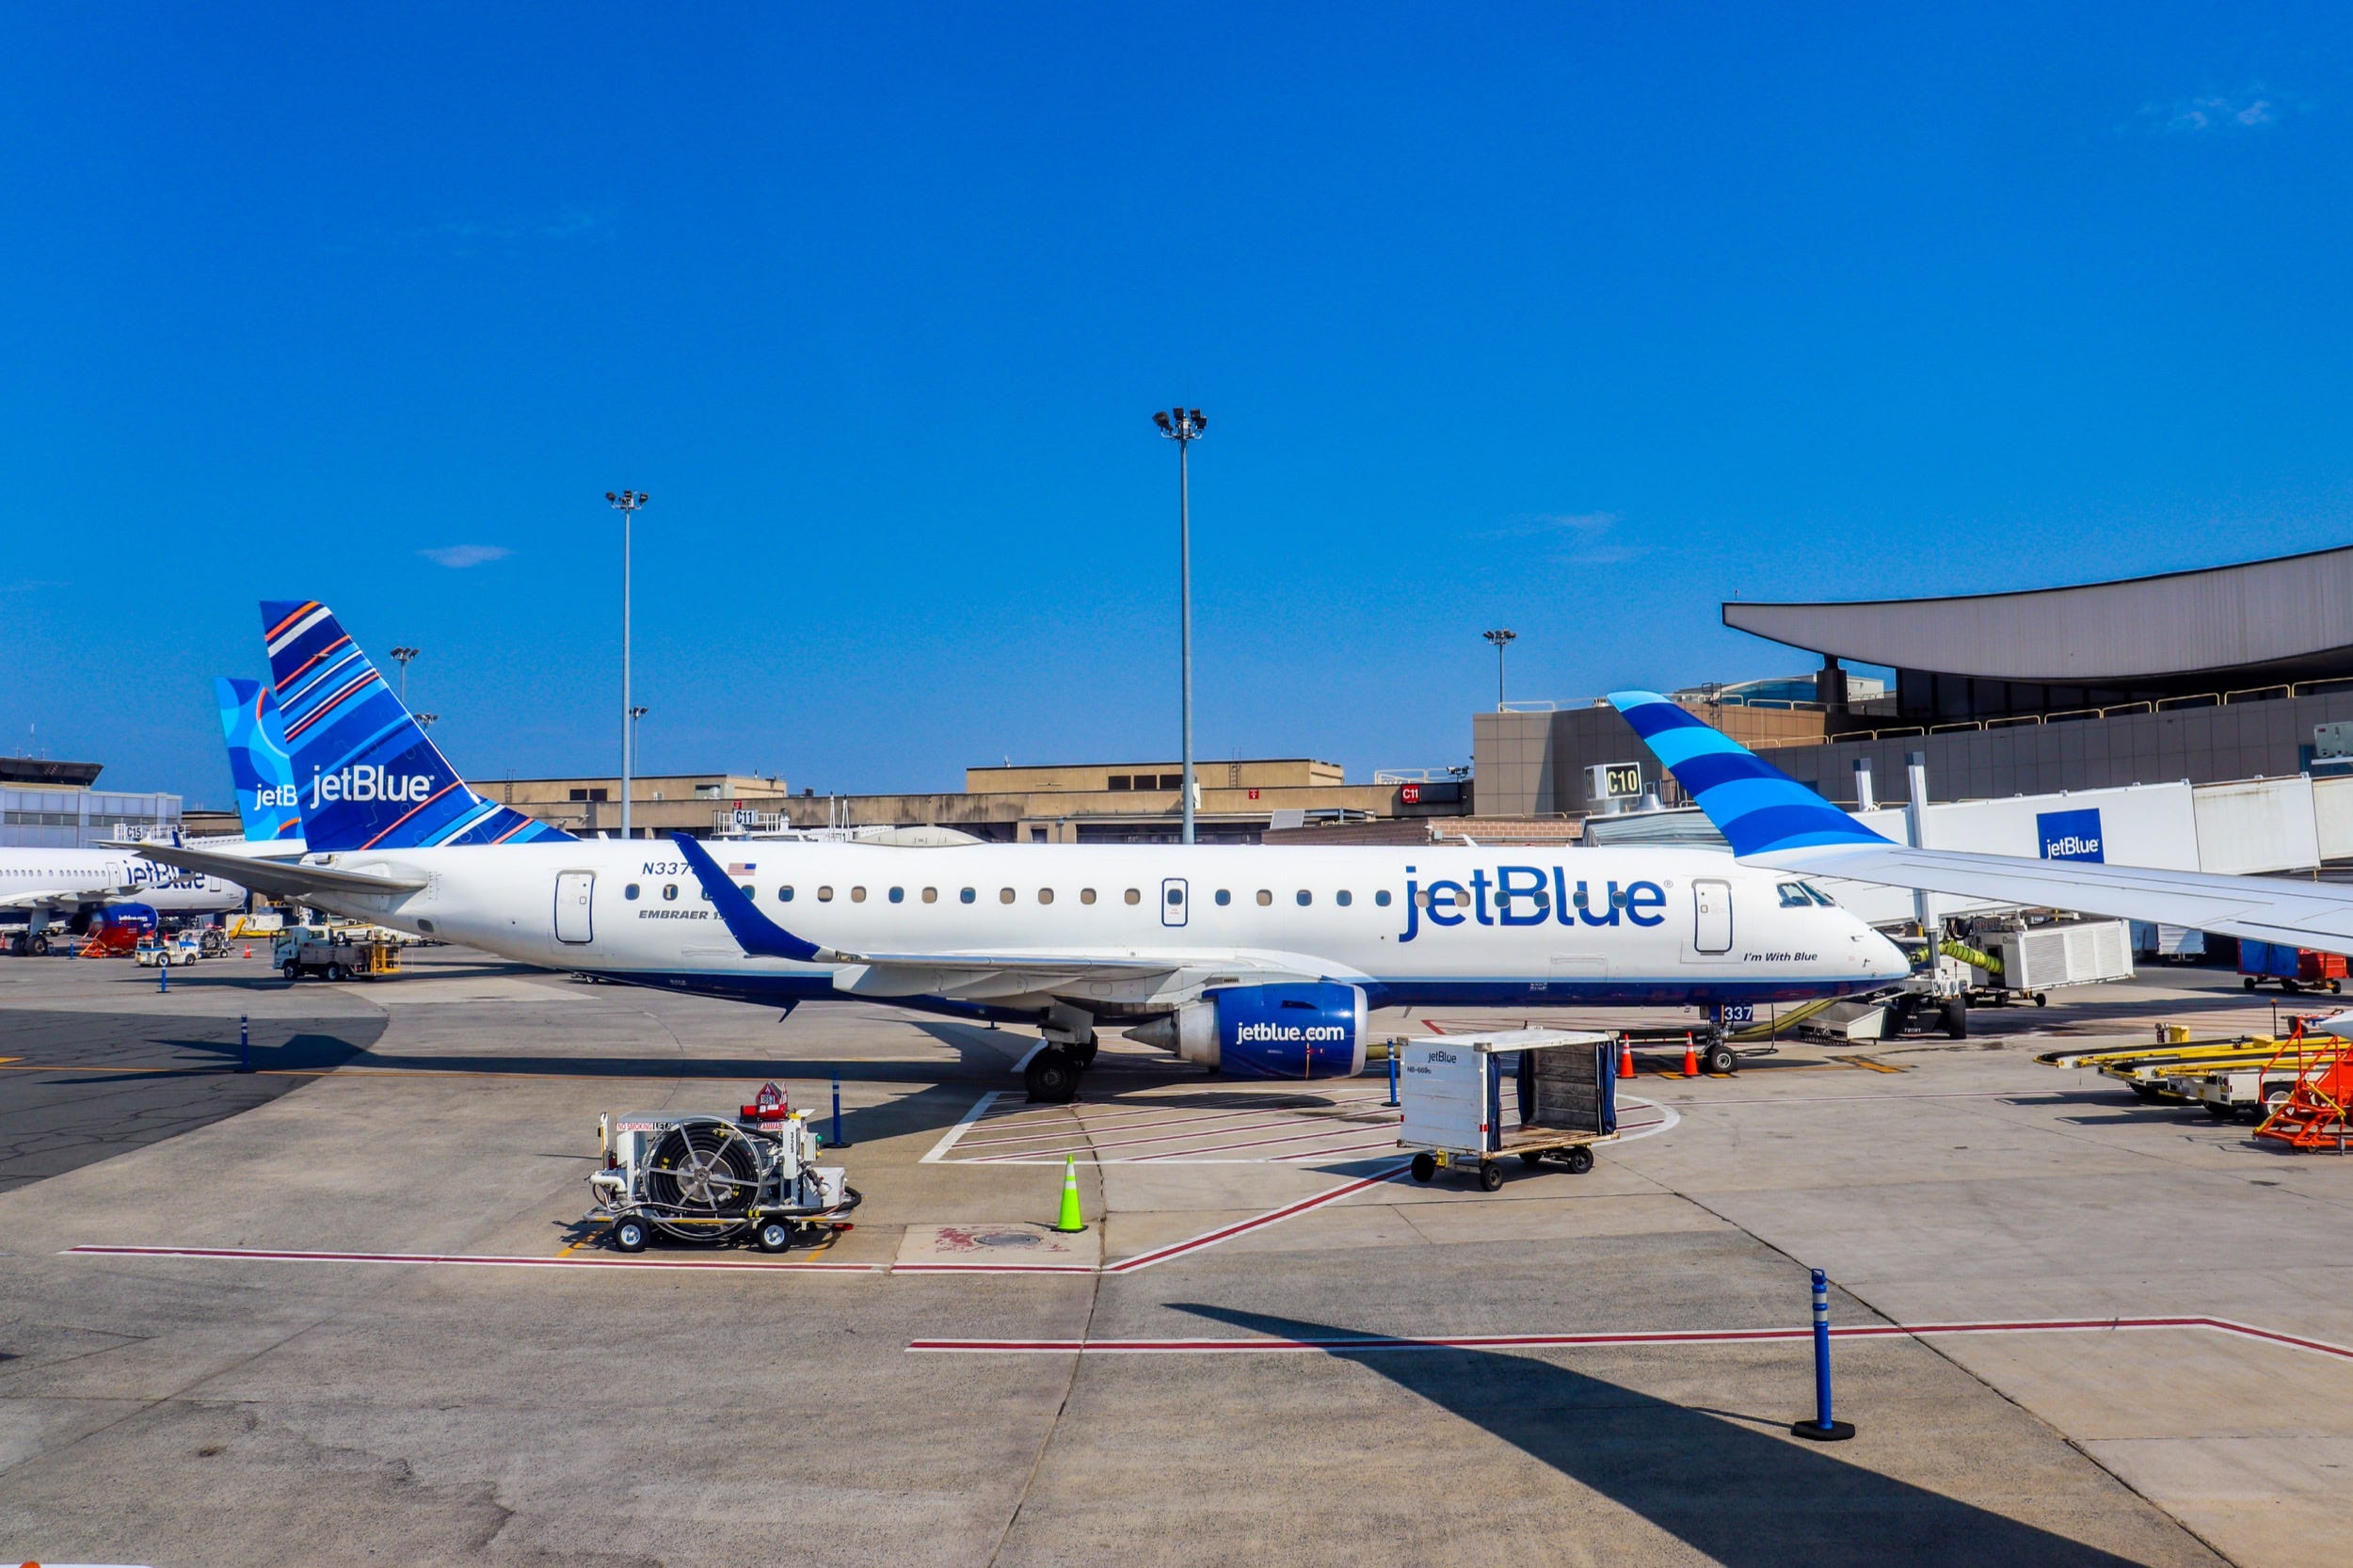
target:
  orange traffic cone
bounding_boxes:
[242,943,252,959]
[1682,1032,1701,1078]
[1617,1038,1635,1080]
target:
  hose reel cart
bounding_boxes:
[1398,1029,1618,1191]
[588,1085,861,1254]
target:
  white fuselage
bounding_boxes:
[286,840,1909,1015]
[0,850,246,922]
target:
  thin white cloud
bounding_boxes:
[419,544,512,568]
[1486,509,1621,540]
[2143,88,2294,134]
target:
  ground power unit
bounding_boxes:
[587,1086,860,1254]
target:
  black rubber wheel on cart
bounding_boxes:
[1563,1145,1595,1176]
[612,1216,649,1254]
[2034,993,2048,1007]
[1476,1161,1505,1192]
[2282,979,2302,995]
[2332,981,2343,995]
[1518,1151,1545,1169]
[1409,1152,1436,1184]
[1941,1000,1967,1039]
[2244,977,2258,990]
[328,962,348,983]
[753,1219,794,1254]
[2203,1102,2239,1120]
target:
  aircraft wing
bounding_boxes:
[135,841,427,899]
[1607,689,2353,956]
[669,832,1345,999]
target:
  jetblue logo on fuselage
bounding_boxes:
[310,766,437,808]
[2037,808,2104,864]
[1399,865,1668,943]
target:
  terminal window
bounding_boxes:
[567,788,609,802]
[1108,775,1132,791]
[1158,774,1184,789]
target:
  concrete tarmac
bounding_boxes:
[0,950,2345,1565]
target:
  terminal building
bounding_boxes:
[1479,544,2353,822]
[497,759,1469,843]
[0,757,182,849]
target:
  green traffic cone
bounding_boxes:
[1052,1153,1086,1234]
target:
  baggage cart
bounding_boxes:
[2239,940,2346,995]
[1397,1029,1617,1191]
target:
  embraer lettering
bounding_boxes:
[1399,864,1667,943]
[309,766,435,808]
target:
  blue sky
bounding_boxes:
[4,4,2349,807]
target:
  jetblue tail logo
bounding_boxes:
[2037,808,2105,863]
[1607,692,1890,857]
[258,600,573,851]
[214,678,303,842]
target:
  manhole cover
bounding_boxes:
[975,1230,1042,1248]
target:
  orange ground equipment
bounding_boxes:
[2254,1035,2352,1152]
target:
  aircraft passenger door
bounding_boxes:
[554,872,595,945]
[1692,879,1732,954]
[1160,877,1189,929]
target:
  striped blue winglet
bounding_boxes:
[1607,691,1890,856]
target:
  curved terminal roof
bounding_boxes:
[1722,544,2353,682]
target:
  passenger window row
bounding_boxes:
[620,882,1400,909]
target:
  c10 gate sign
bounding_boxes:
[1400,865,1666,943]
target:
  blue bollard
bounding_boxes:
[830,1072,852,1149]
[157,958,168,994]
[1385,1042,1400,1108]
[1791,1266,1855,1440]
[237,1014,252,1074]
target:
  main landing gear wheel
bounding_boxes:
[753,1219,795,1254]
[1410,1152,1436,1183]
[1563,1145,1595,1176]
[1074,1040,1099,1068]
[1476,1161,1505,1192]
[1025,1048,1081,1104]
[611,1216,649,1253]
[1703,1042,1739,1075]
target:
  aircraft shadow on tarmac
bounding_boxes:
[1173,1304,2170,1568]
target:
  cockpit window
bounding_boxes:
[1777,882,1813,908]
[1803,883,1838,906]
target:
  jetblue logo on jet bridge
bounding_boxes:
[2037,808,2105,864]
[1399,866,1667,944]
[309,766,437,808]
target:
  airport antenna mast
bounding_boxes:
[1153,408,1207,844]
[388,647,419,705]
[1483,628,1517,711]
[607,490,648,838]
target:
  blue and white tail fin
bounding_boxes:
[1607,691,1891,856]
[215,678,304,842]
[259,600,574,851]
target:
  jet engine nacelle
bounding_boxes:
[1126,982,1368,1080]
[94,903,158,935]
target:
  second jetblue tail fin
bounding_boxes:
[215,678,303,842]
[259,600,574,851]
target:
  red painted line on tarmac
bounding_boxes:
[1099,1162,1411,1273]
[907,1315,2353,1360]
[66,1244,877,1272]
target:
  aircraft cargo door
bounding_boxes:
[554,872,595,945]
[1692,879,1732,954]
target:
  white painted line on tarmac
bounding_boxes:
[920,1090,1003,1163]
[908,1315,2353,1361]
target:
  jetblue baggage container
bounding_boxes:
[1398,1029,1617,1191]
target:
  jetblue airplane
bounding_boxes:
[138,603,1909,1098]
[216,677,306,850]
[1609,689,2353,955]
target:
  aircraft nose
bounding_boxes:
[1867,928,1910,979]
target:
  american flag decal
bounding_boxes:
[728,862,757,875]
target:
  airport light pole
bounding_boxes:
[629,705,648,784]
[606,490,648,838]
[1483,628,1516,710]
[415,712,438,730]
[1152,408,1207,844]
[388,646,419,706]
